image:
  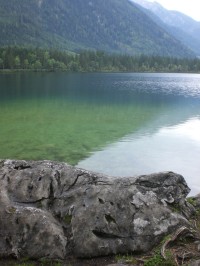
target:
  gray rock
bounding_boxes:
[0,159,193,259]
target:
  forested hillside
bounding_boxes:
[132,0,200,56]
[0,0,195,57]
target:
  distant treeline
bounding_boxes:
[0,46,200,73]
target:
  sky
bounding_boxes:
[148,0,200,21]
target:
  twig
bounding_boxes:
[161,226,192,260]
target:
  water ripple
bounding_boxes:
[117,74,200,98]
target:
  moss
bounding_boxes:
[187,197,197,207]
[37,201,43,209]
[169,203,182,213]
[115,253,137,264]
[63,214,72,225]
[192,209,200,231]
[7,206,17,214]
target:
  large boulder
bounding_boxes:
[0,159,194,259]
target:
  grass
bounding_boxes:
[115,250,175,266]
[143,250,175,266]
[115,234,175,266]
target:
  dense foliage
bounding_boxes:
[0,47,200,73]
[0,0,194,57]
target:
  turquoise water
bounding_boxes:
[1,72,200,194]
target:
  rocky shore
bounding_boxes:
[0,159,200,265]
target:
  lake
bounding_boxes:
[0,72,200,194]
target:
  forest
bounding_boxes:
[0,46,200,73]
[0,0,194,57]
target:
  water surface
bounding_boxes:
[0,72,200,194]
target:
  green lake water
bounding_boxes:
[1,72,200,194]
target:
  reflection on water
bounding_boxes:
[77,117,200,195]
[0,72,200,194]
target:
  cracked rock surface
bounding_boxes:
[0,159,193,259]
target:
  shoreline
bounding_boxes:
[0,69,200,74]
